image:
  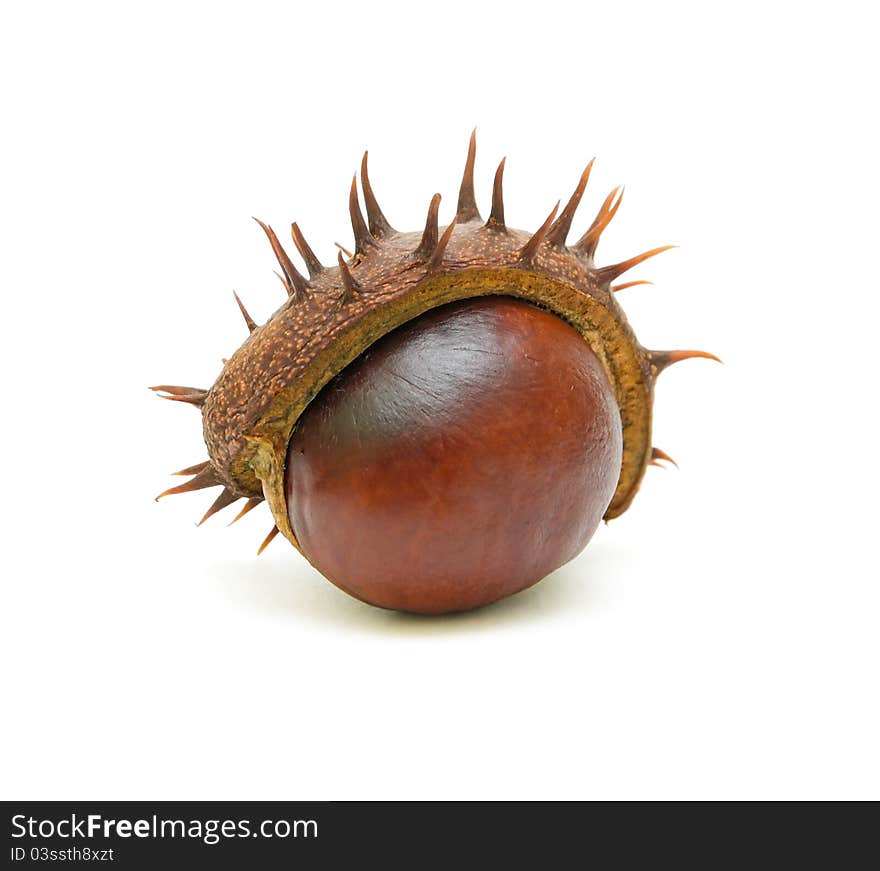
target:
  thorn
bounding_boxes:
[575,187,624,259]
[150,384,206,396]
[253,218,309,299]
[612,279,654,293]
[650,447,679,468]
[428,218,457,270]
[348,175,373,255]
[595,245,676,284]
[232,291,257,333]
[290,223,324,278]
[519,202,560,263]
[414,194,441,261]
[334,242,353,259]
[361,152,395,238]
[456,129,481,222]
[172,461,210,477]
[228,496,263,526]
[272,271,289,296]
[156,465,222,500]
[649,348,723,375]
[150,385,208,407]
[485,158,506,229]
[337,250,362,299]
[546,160,594,247]
[198,488,239,526]
[258,525,280,555]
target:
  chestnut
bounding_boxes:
[285,296,622,613]
[154,132,718,614]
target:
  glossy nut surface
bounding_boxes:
[285,296,622,614]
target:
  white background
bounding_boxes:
[2,1,877,800]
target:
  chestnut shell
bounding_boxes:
[154,134,719,615]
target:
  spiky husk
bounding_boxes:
[155,132,718,552]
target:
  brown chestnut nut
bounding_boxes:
[285,297,622,613]
[154,133,719,614]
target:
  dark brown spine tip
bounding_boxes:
[232,291,257,334]
[228,496,263,526]
[290,223,324,278]
[253,217,309,300]
[198,487,239,526]
[414,193,441,261]
[648,348,723,375]
[575,187,624,259]
[348,175,373,255]
[519,202,560,263]
[612,279,654,293]
[650,446,679,468]
[595,245,676,284]
[156,464,222,500]
[485,157,506,229]
[360,152,395,238]
[456,128,481,222]
[428,218,457,270]
[337,250,362,299]
[258,525,280,555]
[150,385,208,407]
[546,160,594,247]
[272,271,288,296]
[172,461,211,477]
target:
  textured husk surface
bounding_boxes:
[202,220,653,550]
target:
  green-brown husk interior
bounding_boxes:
[202,219,654,551]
